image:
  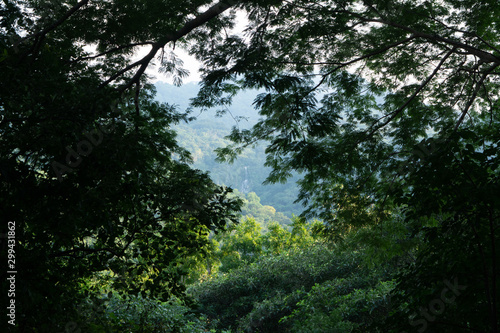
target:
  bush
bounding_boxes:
[283,278,394,332]
[77,294,223,333]
[188,245,367,332]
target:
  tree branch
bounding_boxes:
[454,64,499,130]
[363,47,456,140]
[342,6,500,64]
[305,34,417,96]
[69,42,154,63]
[373,18,500,65]
[22,0,90,56]
[13,0,90,62]
[428,16,500,55]
[158,1,238,45]
[39,0,89,36]
[101,0,238,91]
[99,44,160,90]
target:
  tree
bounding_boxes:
[384,130,500,332]
[192,0,499,224]
[0,1,246,331]
[217,217,264,271]
[188,0,499,331]
[189,244,372,332]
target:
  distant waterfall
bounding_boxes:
[241,166,250,194]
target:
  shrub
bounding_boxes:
[77,294,220,333]
[189,245,367,331]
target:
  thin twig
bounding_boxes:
[454,64,499,130]
[364,47,456,140]
[101,0,238,91]
[69,42,154,63]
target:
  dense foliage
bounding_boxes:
[187,218,394,332]
[190,1,500,331]
[0,1,244,331]
[1,0,499,332]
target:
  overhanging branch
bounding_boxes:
[373,18,500,65]
[363,47,456,140]
[344,7,500,65]
[454,64,499,130]
[101,0,239,91]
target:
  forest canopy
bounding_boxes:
[1,0,499,332]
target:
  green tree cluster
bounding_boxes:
[1,1,244,331]
[189,243,392,332]
[191,1,500,331]
[238,191,292,228]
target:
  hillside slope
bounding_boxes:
[155,82,302,216]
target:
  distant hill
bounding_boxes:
[154,82,303,217]
[155,81,261,126]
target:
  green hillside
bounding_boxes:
[155,82,302,217]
